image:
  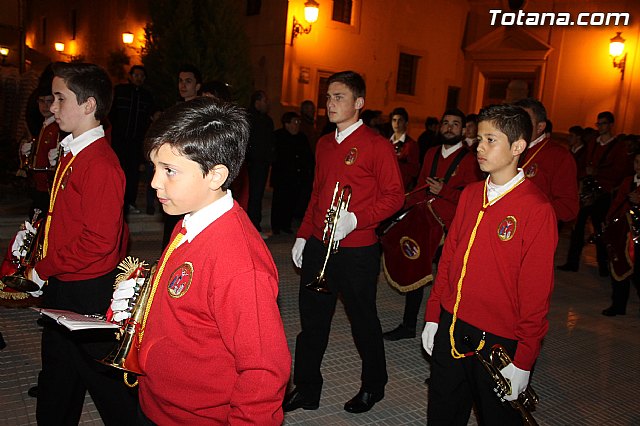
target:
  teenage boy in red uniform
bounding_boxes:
[121,97,291,424]
[422,104,558,424]
[18,86,62,216]
[389,107,420,191]
[285,71,404,414]
[383,108,482,341]
[20,62,135,425]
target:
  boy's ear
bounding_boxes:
[355,97,364,110]
[83,97,97,116]
[207,164,229,191]
[511,139,527,156]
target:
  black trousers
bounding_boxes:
[271,181,303,232]
[428,310,523,426]
[36,272,137,426]
[293,237,388,398]
[247,161,271,231]
[564,194,612,270]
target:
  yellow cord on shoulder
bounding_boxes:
[138,230,185,343]
[43,155,76,257]
[449,177,525,358]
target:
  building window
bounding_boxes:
[332,0,352,24]
[39,17,47,46]
[396,52,419,96]
[446,86,461,109]
[246,0,261,16]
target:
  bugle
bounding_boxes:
[100,259,157,387]
[306,182,352,294]
[2,209,44,293]
[474,345,539,426]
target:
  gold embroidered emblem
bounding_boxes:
[524,163,537,178]
[400,236,420,260]
[497,216,517,241]
[344,147,358,166]
[167,262,194,298]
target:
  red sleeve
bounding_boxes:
[606,176,633,221]
[353,139,405,228]
[214,270,291,425]
[512,203,557,370]
[550,150,579,222]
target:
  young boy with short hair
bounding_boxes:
[422,104,558,424]
[23,62,135,425]
[123,97,291,424]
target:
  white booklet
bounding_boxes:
[32,308,120,331]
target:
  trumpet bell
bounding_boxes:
[98,323,143,375]
[305,276,331,294]
[2,274,40,292]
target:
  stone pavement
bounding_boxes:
[1,185,639,425]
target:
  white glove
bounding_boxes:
[27,268,46,297]
[48,148,59,166]
[291,238,306,268]
[333,209,357,241]
[20,141,33,156]
[421,322,439,355]
[109,278,141,322]
[499,363,530,402]
[11,221,37,258]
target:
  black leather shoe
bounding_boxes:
[283,388,319,412]
[28,386,38,398]
[344,389,384,413]
[557,263,578,272]
[383,324,416,341]
[602,307,625,316]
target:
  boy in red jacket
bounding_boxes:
[422,104,557,424]
[112,97,291,424]
[20,62,135,425]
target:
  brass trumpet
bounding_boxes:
[2,209,44,293]
[474,344,539,425]
[100,262,157,387]
[306,182,352,294]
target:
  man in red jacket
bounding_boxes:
[285,71,404,414]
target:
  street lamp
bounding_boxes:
[0,47,8,65]
[609,32,627,80]
[290,0,320,46]
[122,32,134,45]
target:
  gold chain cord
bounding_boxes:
[449,177,525,358]
[138,229,185,344]
[43,155,75,257]
[520,139,549,171]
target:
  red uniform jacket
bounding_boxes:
[393,135,421,191]
[414,144,483,229]
[297,125,404,247]
[425,179,557,370]
[586,137,633,192]
[32,120,60,192]
[139,203,291,425]
[521,138,579,222]
[36,137,126,281]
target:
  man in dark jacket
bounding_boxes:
[246,90,276,236]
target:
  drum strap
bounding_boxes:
[429,148,469,184]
